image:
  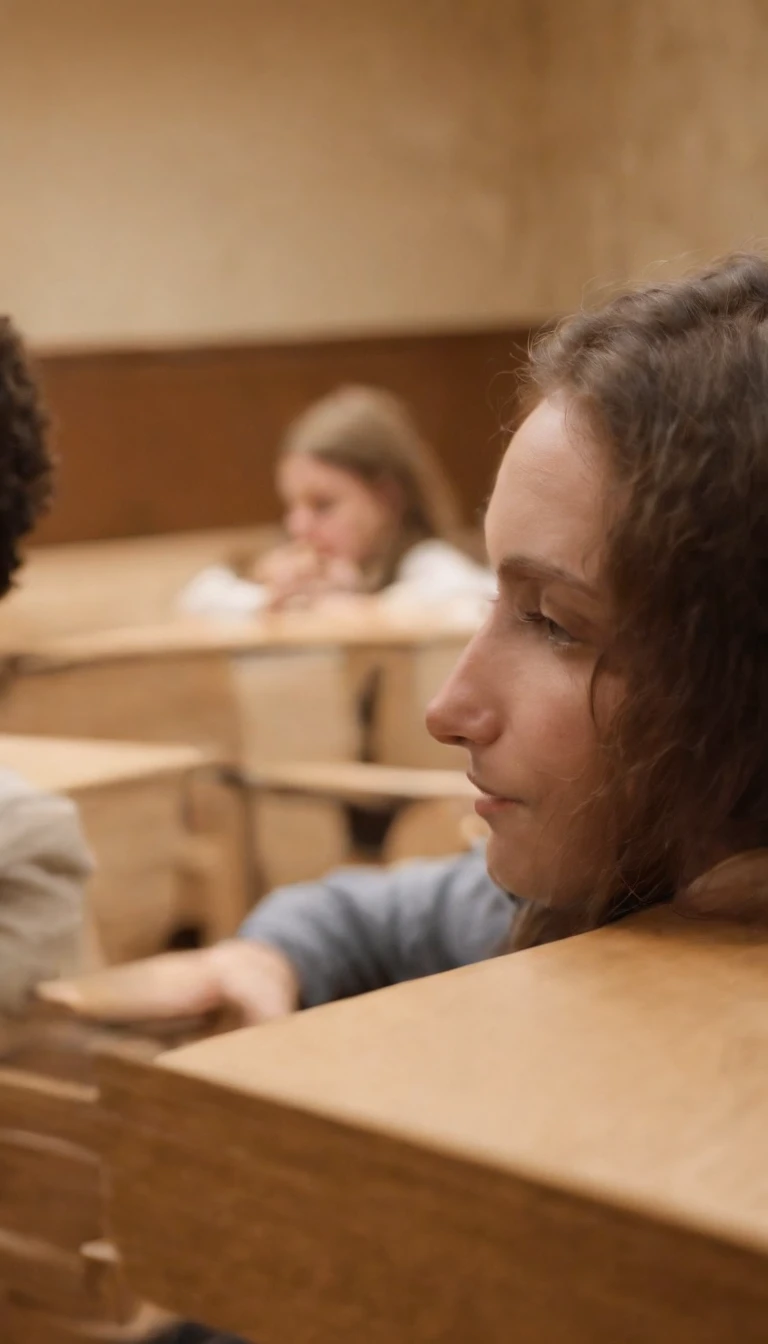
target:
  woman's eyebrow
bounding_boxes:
[498,553,599,599]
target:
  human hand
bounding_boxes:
[39,940,301,1029]
[257,543,363,610]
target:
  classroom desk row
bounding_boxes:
[0,541,488,1338]
[0,732,480,967]
[0,609,475,771]
[6,902,768,1344]
[0,734,245,965]
[0,744,480,1342]
[0,610,478,910]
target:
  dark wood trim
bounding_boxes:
[32,327,535,545]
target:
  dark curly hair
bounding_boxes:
[512,253,768,948]
[0,317,54,595]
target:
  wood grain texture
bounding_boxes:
[34,328,527,545]
[0,735,204,794]
[2,1298,173,1342]
[381,796,479,864]
[98,909,768,1342]
[0,1068,99,1151]
[0,734,247,961]
[1,607,478,664]
[0,527,280,642]
[0,651,243,762]
[0,614,474,776]
[0,1131,100,1253]
[244,760,476,804]
[0,1228,134,1323]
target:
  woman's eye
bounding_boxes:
[520,609,577,648]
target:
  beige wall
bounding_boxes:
[0,0,538,347]
[530,0,768,312]
[1,0,767,348]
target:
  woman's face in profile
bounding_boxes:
[428,397,622,908]
[278,454,395,567]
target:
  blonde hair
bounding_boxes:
[281,385,461,587]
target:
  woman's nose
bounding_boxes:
[286,507,312,541]
[426,641,500,749]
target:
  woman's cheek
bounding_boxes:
[525,662,598,780]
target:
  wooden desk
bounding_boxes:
[0,526,280,641]
[0,735,246,963]
[0,610,473,773]
[98,908,768,1343]
[242,760,480,884]
[0,613,473,892]
[0,1018,192,1342]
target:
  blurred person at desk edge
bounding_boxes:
[178,385,495,620]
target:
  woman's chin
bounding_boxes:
[485,832,531,900]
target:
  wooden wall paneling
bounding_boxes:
[33,328,529,545]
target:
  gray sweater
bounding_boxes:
[0,767,93,1013]
[238,848,515,1008]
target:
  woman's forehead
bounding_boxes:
[278,454,353,494]
[486,399,607,585]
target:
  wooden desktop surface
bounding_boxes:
[2,609,477,671]
[97,905,768,1342]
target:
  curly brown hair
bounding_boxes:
[512,253,768,947]
[0,317,54,595]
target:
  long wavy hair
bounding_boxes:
[511,254,768,949]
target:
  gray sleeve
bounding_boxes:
[237,848,515,1008]
[0,770,93,1012]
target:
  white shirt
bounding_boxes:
[382,539,495,615]
[177,539,495,621]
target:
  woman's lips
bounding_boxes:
[468,774,521,818]
[474,793,520,818]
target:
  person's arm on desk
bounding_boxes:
[43,849,515,1026]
